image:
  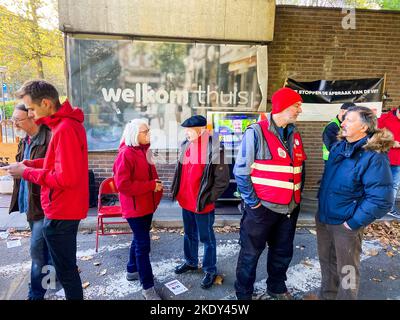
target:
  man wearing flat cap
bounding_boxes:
[171,114,230,289]
[234,87,307,300]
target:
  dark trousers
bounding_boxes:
[316,219,363,300]
[43,218,83,300]
[28,219,52,300]
[127,214,154,290]
[235,205,300,300]
[182,209,217,275]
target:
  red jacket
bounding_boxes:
[378,109,400,165]
[113,143,162,219]
[176,132,215,214]
[22,100,89,220]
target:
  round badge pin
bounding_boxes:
[278,148,287,158]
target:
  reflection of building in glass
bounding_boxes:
[118,43,164,128]
[220,46,260,109]
[68,38,263,151]
[183,44,261,111]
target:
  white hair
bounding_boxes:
[121,118,149,147]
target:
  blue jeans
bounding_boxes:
[390,165,400,213]
[127,214,154,290]
[182,209,217,275]
[43,218,83,300]
[28,219,52,300]
[235,205,300,300]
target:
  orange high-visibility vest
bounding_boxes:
[250,119,307,205]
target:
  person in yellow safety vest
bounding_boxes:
[322,102,356,161]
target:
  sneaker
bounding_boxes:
[126,271,139,281]
[142,287,161,300]
[267,289,294,300]
[387,211,400,219]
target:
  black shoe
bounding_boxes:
[200,273,217,289]
[174,263,198,274]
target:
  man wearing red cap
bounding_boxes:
[233,87,306,300]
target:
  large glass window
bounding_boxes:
[67,37,266,151]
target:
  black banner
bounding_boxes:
[286,77,384,104]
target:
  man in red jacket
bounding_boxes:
[171,115,230,289]
[5,80,88,300]
[378,107,400,219]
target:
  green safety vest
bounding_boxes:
[322,117,341,161]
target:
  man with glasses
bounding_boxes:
[8,103,52,300]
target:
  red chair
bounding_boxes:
[96,177,132,252]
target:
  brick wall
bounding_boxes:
[89,6,400,195]
[89,151,177,198]
[268,6,400,190]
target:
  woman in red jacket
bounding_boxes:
[113,119,163,300]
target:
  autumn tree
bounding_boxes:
[0,0,65,96]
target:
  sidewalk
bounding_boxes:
[0,191,396,231]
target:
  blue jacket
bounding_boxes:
[317,134,393,230]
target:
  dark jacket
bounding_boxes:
[322,116,341,151]
[318,132,393,230]
[171,132,230,212]
[9,125,51,222]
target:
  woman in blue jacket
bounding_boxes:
[317,106,393,300]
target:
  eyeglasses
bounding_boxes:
[139,129,150,135]
[11,117,29,124]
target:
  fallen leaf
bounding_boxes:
[308,229,317,235]
[82,282,90,289]
[366,249,379,257]
[372,278,382,282]
[99,269,107,276]
[301,259,314,268]
[151,235,160,241]
[93,262,101,266]
[80,255,94,261]
[7,228,16,234]
[214,275,224,285]
[386,251,395,258]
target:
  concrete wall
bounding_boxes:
[58,0,275,42]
